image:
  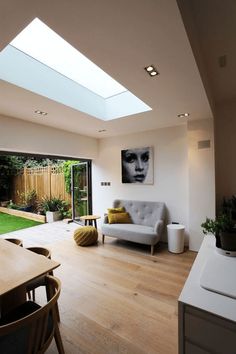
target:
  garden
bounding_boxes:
[0,212,42,234]
[0,156,78,231]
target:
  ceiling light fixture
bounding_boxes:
[34,110,48,116]
[178,113,190,118]
[144,65,159,77]
[150,71,158,76]
[146,65,154,72]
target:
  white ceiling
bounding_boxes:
[0,0,213,138]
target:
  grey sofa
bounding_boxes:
[101,199,165,255]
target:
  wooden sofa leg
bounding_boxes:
[151,245,154,255]
[102,235,105,244]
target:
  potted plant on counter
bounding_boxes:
[201,213,236,256]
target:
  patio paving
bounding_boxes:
[0,221,80,248]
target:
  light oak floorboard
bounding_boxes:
[34,234,196,354]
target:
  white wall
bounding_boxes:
[0,113,215,251]
[93,119,215,251]
[187,118,215,251]
[92,125,189,242]
[0,114,98,159]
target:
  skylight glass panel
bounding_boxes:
[0,17,152,120]
[10,18,127,98]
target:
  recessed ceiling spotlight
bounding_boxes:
[178,113,190,118]
[144,65,159,77]
[98,129,107,133]
[146,65,154,72]
[150,71,158,76]
[35,110,48,116]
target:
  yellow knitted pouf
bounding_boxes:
[73,226,98,246]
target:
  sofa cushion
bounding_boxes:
[101,223,160,245]
[108,207,125,214]
[108,212,132,224]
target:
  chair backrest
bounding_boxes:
[0,275,62,354]
[27,246,51,259]
[5,238,23,247]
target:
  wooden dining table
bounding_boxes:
[0,239,60,316]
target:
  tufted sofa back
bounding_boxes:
[113,200,165,227]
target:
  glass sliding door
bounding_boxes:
[72,161,92,223]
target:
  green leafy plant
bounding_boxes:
[201,212,236,249]
[202,195,236,238]
[60,206,72,219]
[17,190,38,211]
[201,213,234,237]
[8,200,22,210]
[63,160,79,194]
[0,155,25,201]
[40,196,70,218]
[40,196,64,213]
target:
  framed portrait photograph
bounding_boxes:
[121,147,153,184]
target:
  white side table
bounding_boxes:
[167,224,185,253]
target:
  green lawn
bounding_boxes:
[0,212,42,234]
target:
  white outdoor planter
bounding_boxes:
[46,211,62,223]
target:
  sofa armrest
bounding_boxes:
[103,213,109,224]
[154,220,164,235]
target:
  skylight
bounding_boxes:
[0,18,152,120]
[10,18,127,99]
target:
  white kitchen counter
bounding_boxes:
[179,235,236,354]
[179,234,236,322]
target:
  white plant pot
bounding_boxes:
[46,211,62,223]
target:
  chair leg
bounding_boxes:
[102,235,105,244]
[54,322,65,354]
[151,245,154,255]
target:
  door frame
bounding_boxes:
[0,151,92,223]
[71,160,92,224]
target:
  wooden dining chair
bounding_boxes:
[26,246,52,300]
[26,246,51,259]
[0,275,65,354]
[27,247,53,301]
[26,246,60,322]
[5,238,23,247]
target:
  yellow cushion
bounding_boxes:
[107,207,125,214]
[74,226,98,246]
[108,212,132,224]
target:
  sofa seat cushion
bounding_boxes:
[101,223,160,245]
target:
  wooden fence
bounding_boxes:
[11,166,71,204]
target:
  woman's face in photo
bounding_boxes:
[122,148,150,183]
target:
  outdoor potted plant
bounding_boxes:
[40,196,65,223]
[201,213,236,255]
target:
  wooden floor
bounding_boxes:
[41,234,196,354]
